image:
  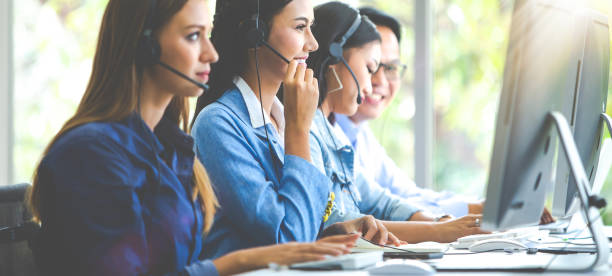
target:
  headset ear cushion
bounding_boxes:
[328,42,343,64]
[241,16,268,48]
[137,37,161,66]
[245,26,265,47]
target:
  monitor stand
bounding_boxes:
[547,111,609,271]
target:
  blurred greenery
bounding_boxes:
[12,0,612,224]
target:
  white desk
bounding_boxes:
[240,251,612,275]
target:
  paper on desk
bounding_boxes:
[351,238,449,253]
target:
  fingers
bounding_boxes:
[361,216,379,241]
[302,243,347,256]
[295,61,306,83]
[373,220,389,245]
[284,60,299,83]
[540,208,555,225]
[305,67,314,84]
[386,231,403,247]
[317,233,360,245]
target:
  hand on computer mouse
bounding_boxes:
[435,214,491,243]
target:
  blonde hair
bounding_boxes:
[28,0,217,232]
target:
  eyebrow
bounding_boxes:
[183,24,207,30]
[293,16,314,23]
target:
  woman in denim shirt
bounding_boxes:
[28,1,357,275]
[191,0,394,258]
[308,2,490,243]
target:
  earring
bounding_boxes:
[327,67,343,93]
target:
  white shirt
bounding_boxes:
[233,76,285,146]
[335,113,478,217]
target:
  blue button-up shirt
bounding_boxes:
[34,113,218,276]
[309,110,421,229]
[335,114,477,217]
[192,78,330,259]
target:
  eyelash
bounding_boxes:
[296,23,315,31]
[186,32,200,42]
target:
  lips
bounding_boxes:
[365,94,385,105]
[195,71,209,82]
[294,56,309,64]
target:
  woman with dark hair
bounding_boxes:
[191,0,393,259]
[29,0,357,275]
[308,1,490,243]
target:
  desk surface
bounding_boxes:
[240,251,612,275]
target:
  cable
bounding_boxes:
[322,113,359,206]
[252,0,280,179]
[541,206,607,271]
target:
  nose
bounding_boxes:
[371,65,388,90]
[305,28,319,53]
[200,37,219,64]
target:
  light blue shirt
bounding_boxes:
[335,114,477,218]
[192,77,330,259]
[309,110,421,228]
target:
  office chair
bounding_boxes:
[0,183,38,276]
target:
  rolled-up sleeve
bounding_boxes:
[355,172,421,222]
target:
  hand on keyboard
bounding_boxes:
[451,226,545,249]
[435,215,491,243]
[320,215,402,246]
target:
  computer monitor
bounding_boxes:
[551,10,610,219]
[481,0,587,231]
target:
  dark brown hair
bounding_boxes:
[29,0,218,232]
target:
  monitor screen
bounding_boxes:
[482,0,589,231]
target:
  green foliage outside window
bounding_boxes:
[13,0,612,223]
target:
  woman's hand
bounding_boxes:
[433,214,490,243]
[283,60,319,161]
[213,234,359,276]
[319,215,402,246]
[283,60,319,134]
[540,207,555,225]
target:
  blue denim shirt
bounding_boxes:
[192,86,330,259]
[335,114,475,217]
[34,113,218,276]
[309,110,421,229]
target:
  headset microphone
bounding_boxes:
[244,14,290,64]
[138,0,209,91]
[158,61,209,90]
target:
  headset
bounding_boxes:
[243,0,290,178]
[328,12,363,104]
[241,13,291,64]
[135,0,212,194]
[136,0,209,90]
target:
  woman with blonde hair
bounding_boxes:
[29,0,357,275]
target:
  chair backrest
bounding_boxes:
[0,183,38,276]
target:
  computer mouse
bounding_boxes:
[468,238,528,253]
[415,241,440,247]
[367,259,435,275]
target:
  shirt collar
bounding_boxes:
[335,114,364,148]
[233,76,285,134]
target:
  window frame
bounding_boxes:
[1,0,14,186]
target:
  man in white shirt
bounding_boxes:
[336,7,553,223]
